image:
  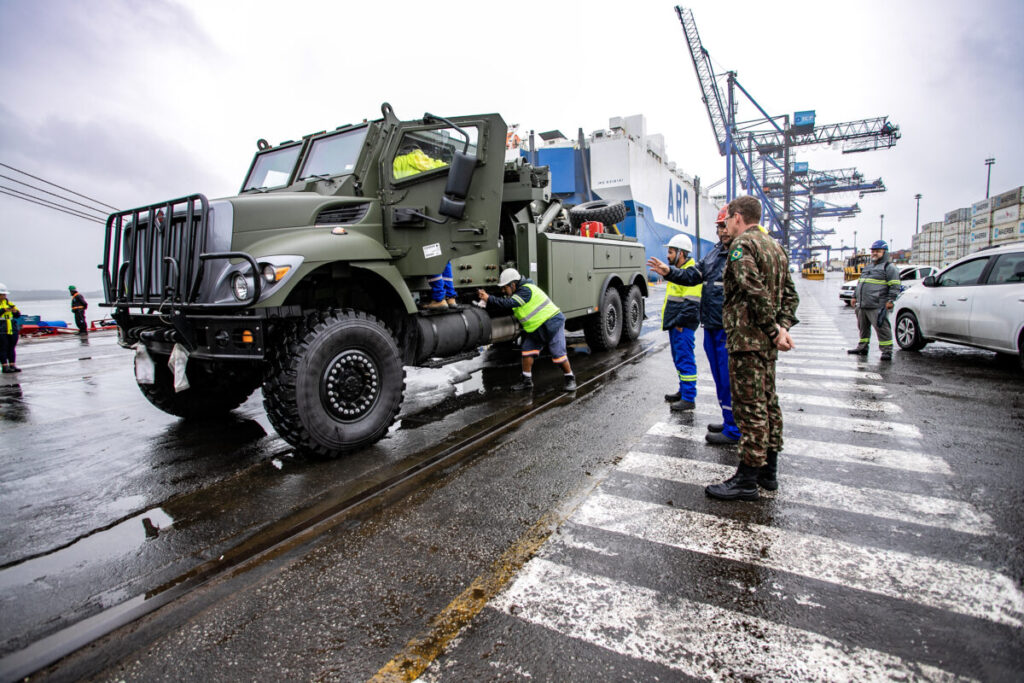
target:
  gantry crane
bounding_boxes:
[675,6,900,258]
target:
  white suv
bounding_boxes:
[893,242,1024,369]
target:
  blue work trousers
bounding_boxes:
[669,326,697,402]
[429,261,456,302]
[703,327,741,440]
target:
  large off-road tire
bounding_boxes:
[568,200,628,231]
[584,287,623,351]
[138,356,262,419]
[895,311,928,351]
[262,309,405,457]
[621,285,644,342]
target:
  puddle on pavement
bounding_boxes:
[0,507,174,592]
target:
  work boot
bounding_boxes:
[758,450,779,490]
[511,375,533,392]
[563,374,577,391]
[705,431,739,445]
[664,391,681,402]
[446,297,459,309]
[1,365,11,374]
[423,299,448,310]
[669,399,695,412]
[847,345,868,356]
[8,365,21,373]
[707,423,724,433]
[705,462,761,501]
[880,350,893,361]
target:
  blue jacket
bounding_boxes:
[666,242,727,330]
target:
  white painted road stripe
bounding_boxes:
[695,383,901,413]
[494,558,965,682]
[573,493,1024,628]
[776,367,884,381]
[619,451,993,535]
[783,410,922,439]
[646,422,951,475]
[776,377,889,396]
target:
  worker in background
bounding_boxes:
[0,283,22,373]
[647,234,701,411]
[393,146,456,309]
[477,268,577,392]
[706,196,799,501]
[69,285,88,334]
[648,207,740,443]
[847,240,901,361]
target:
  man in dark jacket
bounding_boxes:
[69,286,88,334]
[847,240,902,360]
[647,234,702,411]
[478,268,577,392]
[649,207,740,443]
[705,196,799,501]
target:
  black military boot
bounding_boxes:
[880,350,893,361]
[758,450,779,490]
[664,391,681,402]
[847,345,868,356]
[705,463,760,501]
[511,375,533,391]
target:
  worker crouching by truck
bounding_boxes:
[478,268,577,392]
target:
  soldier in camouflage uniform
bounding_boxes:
[706,196,800,501]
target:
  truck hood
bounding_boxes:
[223,192,372,233]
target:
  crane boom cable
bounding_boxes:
[0,162,119,211]
[0,187,106,224]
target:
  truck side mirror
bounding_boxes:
[438,151,476,219]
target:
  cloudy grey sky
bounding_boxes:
[2,0,1022,291]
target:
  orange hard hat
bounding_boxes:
[716,207,728,225]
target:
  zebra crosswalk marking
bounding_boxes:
[619,450,994,535]
[695,383,902,414]
[776,367,884,381]
[492,558,965,683]
[573,492,1024,628]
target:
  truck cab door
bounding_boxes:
[380,114,505,278]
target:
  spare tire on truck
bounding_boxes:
[568,200,628,232]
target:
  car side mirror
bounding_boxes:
[922,275,937,287]
[438,151,476,219]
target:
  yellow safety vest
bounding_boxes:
[512,283,560,333]
[661,258,702,325]
[393,149,447,179]
[0,299,17,335]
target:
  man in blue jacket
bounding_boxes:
[648,208,740,442]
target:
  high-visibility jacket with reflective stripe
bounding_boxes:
[512,283,561,333]
[854,257,901,308]
[661,258,702,330]
[0,299,18,335]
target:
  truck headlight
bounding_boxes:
[260,264,291,283]
[232,273,250,300]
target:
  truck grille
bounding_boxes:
[102,194,210,307]
[316,203,370,225]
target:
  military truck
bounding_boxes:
[101,104,648,456]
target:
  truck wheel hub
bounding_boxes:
[321,350,379,420]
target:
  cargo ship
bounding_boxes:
[520,114,720,263]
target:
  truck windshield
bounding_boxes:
[299,127,369,180]
[243,144,302,191]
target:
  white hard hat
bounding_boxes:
[667,234,692,253]
[0,283,8,295]
[498,268,521,287]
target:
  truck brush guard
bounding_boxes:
[101,194,261,311]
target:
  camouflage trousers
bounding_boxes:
[728,350,783,467]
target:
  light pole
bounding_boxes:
[879,214,884,242]
[985,158,995,198]
[914,193,922,234]
[854,230,858,253]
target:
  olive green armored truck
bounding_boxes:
[101,104,647,456]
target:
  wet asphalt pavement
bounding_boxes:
[1,275,1022,681]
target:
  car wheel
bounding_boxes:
[895,311,927,351]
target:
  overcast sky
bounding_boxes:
[2,0,1022,291]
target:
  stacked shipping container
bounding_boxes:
[911,185,1023,266]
